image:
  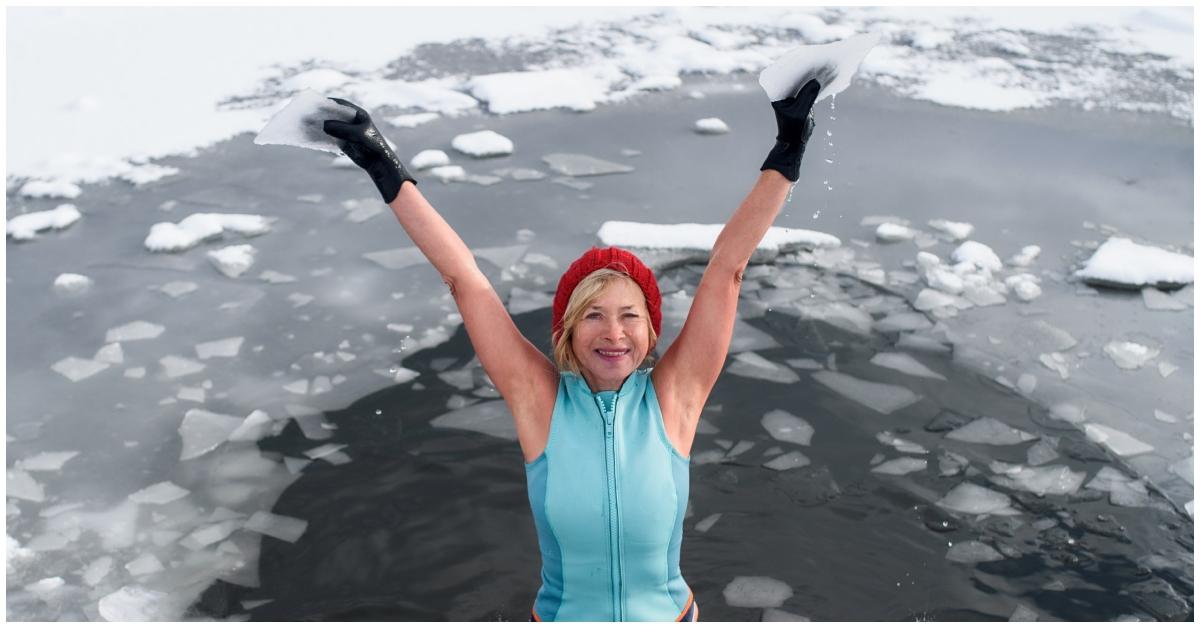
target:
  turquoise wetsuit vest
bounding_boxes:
[524,368,693,621]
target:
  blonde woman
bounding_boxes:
[323,78,820,621]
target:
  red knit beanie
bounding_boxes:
[552,246,662,343]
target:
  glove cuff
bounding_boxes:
[371,163,417,204]
[760,140,803,182]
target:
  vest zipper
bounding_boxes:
[596,393,623,621]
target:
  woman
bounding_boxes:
[323,78,820,621]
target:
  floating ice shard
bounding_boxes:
[83,556,113,586]
[182,520,242,549]
[1141,286,1188,311]
[124,367,146,379]
[727,352,800,384]
[945,417,1036,445]
[761,410,814,446]
[1084,466,1152,507]
[7,469,45,502]
[6,203,82,240]
[875,223,915,242]
[99,585,171,621]
[694,513,722,533]
[1048,402,1086,424]
[1016,373,1037,395]
[762,609,811,622]
[195,337,243,360]
[1074,237,1193,289]
[283,379,309,395]
[913,288,959,312]
[473,244,528,269]
[1008,245,1041,267]
[53,272,93,295]
[951,241,1003,272]
[94,342,124,364]
[106,322,164,345]
[451,130,513,157]
[128,481,189,505]
[125,552,165,576]
[873,312,932,333]
[160,355,205,379]
[871,457,927,475]
[936,482,1016,515]
[178,409,242,460]
[430,400,516,440]
[694,117,730,134]
[796,302,874,336]
[763,451,811,471]
[728,440,755,457]
[876,431,929,454]
[254,89,356,154]
[410,149,450,170]
[1102,341,1159,370]
[927,219,973,240]
[785,358,822,370]
[938,451,968,476]
[722,575,794,608]
[259,270,296,284]
[1157,362,1179,377]
[18,451,79,472]
[1083,423,1154,457]
[507,287,553,315]
[991,464,1086,496]
[363,246,426,270]
[207,244,256,278]
[869,352,945,380]
[159,281,197,298]
[244,511,308,543]
[812,371,922,415]
[946,540,1004,563]
[1039,352,1070,379]
[542,153,634,177]
[388,112,439,127]
[51,356,110,382]
[1168,456,1193,485]
[1025,437,1060,466]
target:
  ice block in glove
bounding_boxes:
[758,33,881,104]
[254,89,357,154]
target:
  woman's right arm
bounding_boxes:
[324,99,558,454]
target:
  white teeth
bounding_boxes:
[597,349,628,357]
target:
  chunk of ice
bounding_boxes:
[694,513,722,533]
[1083,423,1154,457]
[991,464,1086,496]
[160,355,205,379]
[259,270,296,283]
[145,213,271,253]
[761,410,813,446]
[1168,456,1193,485]
[195,337,243,359]
[253,89,356,154]
[1048,402,1086,424]
[507,286,553,315]
[283,379,309,395]
[945,417,1036,445]
[18,451,79,472]
[182,520,242,549]
[105,321,165,341]
[125,552,165,576]
[728,352,800,384]
[876,431,929,454]
[6,469,45,502]
[763,451,811,471]
[722,575,794,608]
[812,370,922,415]
[951,241,1003,272]
[388,112,439,127]
[469,68,606,114]
[6,204,82,240]
[1025,437,1060,466]
[875,223,915,242]
[17,180,81,199]
[946,540,1004,563]
[51,356,110,382]
[869,352,945,380]
[410,149,450,170]
[228,410,280,442]
[758,32,880,103]
[207,244,257,278]
[542,153,634,177]
[244,511,308,543]
[926,219,974,240]
[451,130,513,157]
[1074,237,1193,289]
[873,312,932,333]
[53,272,93,295]
[938,451,968,476]
[871,457,927,475]
[936,482,1016,515]
[94,342,124,364]
[128,481,189,505]
[430,400,516,440]
[159,281,197,298]
[1102,341,1159,369]
[98,586,169,621]
[83,556,113,586]
[363,246,426,270]
[1157,362,1179,377]
[178,409,242,460]
[1039,352,1071,379]
[694,117,730,134]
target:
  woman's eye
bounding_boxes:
[623,313,639,319]
[586,313,601,319]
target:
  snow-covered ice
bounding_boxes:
[7,204,82,241]
[207,244,257,278]
[812,371,922,415]
[145,214,271,253]
[694,117,730,134]
[1102,341,1160,370]
[927,219,974,240]
[598,220,840,254]
[17,180,82,199]
[951,241,1003,272]
[469,69,608,114]
[430,400,516,440]
[52,272,92,295]
[1074,237,1194,289]
[388,112,439,128]
[254,89,356,155]
[450,130,514,157]
[410,149,450,170]
[875,223,916,242]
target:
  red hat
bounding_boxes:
[552,246,662,343]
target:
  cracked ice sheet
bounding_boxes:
[811,370,922,415]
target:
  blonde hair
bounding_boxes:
[553,268,658,374]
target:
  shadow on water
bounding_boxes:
[196,265,1190,622]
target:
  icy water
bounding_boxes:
[6,76,1193,620]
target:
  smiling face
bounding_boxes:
[567,276,654,392]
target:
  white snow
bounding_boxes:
[244,511,308,542]
[945,417,1037,445]
[351,77,479,114]
[936,482,1017,516]
[469,68,610,114]
[1074,237,1194,288]
[207,244,257,278]
[869,352,945,380]
[178,409,243,460]
[951,241,1003,272]
[694,117,730,134]
[761,410,814,446]
[875,223,916,242]
[7,204,82,240]
[387,112,439,128]
[722,575,794,608]
[1009,245,1041,267]
[410,149,450,170]
[598,220,840,253]
[428,165,467,182]
[758,32,881,102]
[254,89,356,154]
[927,219,974,240]
[812,371,922,415]
[1102,341,1159,370]
[51,356,110,382]
[450,130,514,157]
[18,179,82,199]
[128,481,190,505]
[195,337,244,359]
[145,213,271,253]
[53,273,93,295]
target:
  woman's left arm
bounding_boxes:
[653,79,822,442]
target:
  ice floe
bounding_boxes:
[363,246,426,270]
[206,244,257,278]
[871,457,927,475]
[388,112,439,128]
[450,130,513,157]
[94,342,124,364]
[144,213,272,252]
[991,464,1086,496]
[178,409,242,460]
[195,337,244,359]
[410,149,450,170]
[936,482,1018,516]
[876,431,929,455]
[98,585,169,621]
[6,204,82,240]
[160,355,205,379]
[128,481,190,505]
[869,352,945,380]
[727,352,800,384]
[812,371,922,415]
[1083,423,1154,457]
[1102,341,1159,370]
[1085,466,1152,507]
[51,356,110,382]
[428,165,467,182]
[876,223,916,242]
[543,153,633,177]
[469,69,609,114]
[927,219,974,240]
[763,451,811,471]
[1141,286,1189,311]
[159,281,198,298]
[430,401,516,440]
[722,575,794,608]
[598,220,840,255]
[694,117,730,134]
[17,179,82,199]
[6,469,45,502]
[17,451,79,472]
[761,410,813,446]
[1074,237,1194,289]
[946,540,1004,563]
[53,273,92,295]
[244,511,308,542]
[951,241,1003,272]
[106,320,165,342]
[945,417,1036,445]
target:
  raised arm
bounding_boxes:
[653,80,821,442]
[325,99,557,451]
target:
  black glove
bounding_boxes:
[323,97,416,203]
[760,79,821,182]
